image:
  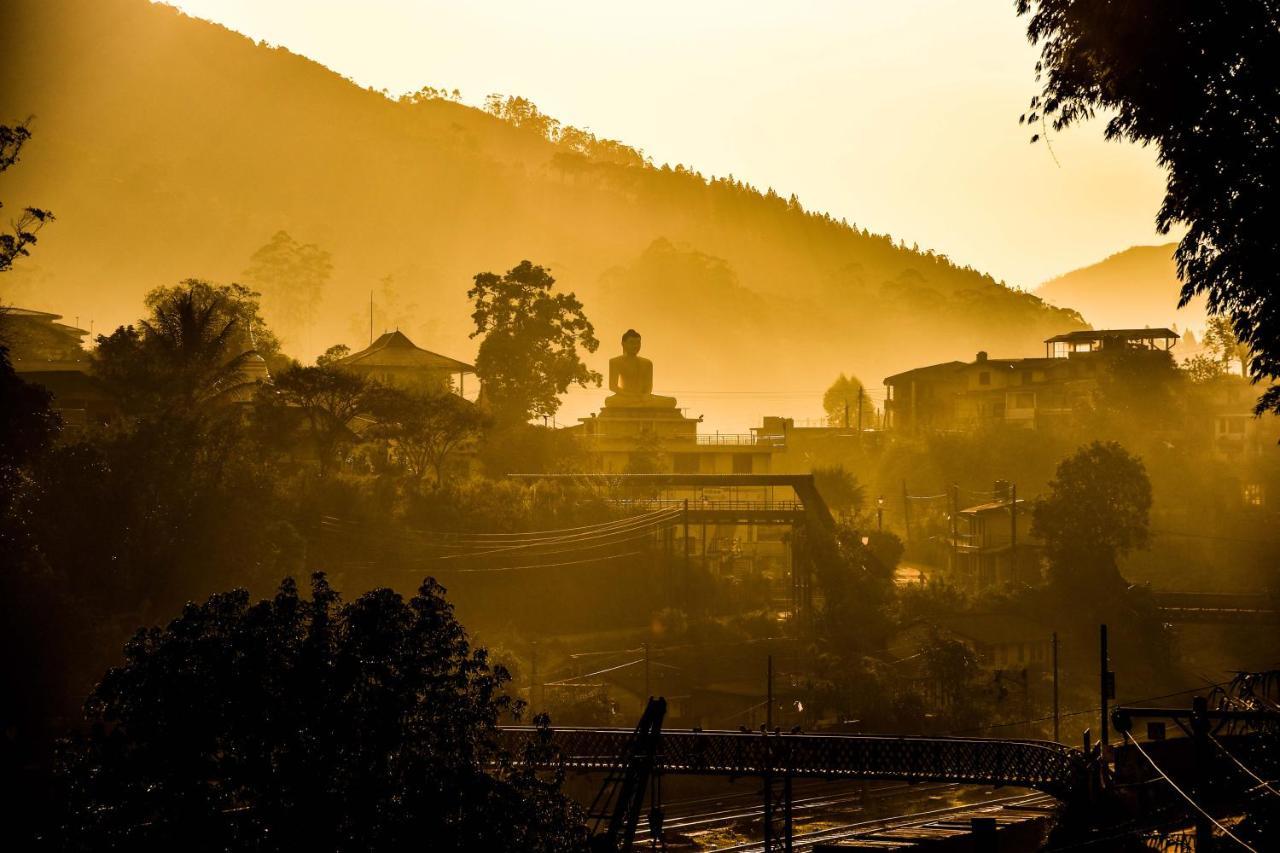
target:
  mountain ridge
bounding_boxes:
[0,0,1085,426]
[1035,243,1208,334]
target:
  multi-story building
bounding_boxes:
[883,328,1180,433]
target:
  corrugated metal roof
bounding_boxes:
[339,330,474,372]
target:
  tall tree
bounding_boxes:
[1032,441,1151,594]
[56,574,588,852]
[1203,315,1251,376]
[822,374,872,428]
[0,121,54,274]
[94,280,274,417]
[268,364,370,476]
[366,385,487,483]
[1017,1,1280,414]
[242,231,333,346]
[468,260,601,424]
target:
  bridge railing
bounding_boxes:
[495,727,1092,802]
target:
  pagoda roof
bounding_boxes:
[339,330,474,372]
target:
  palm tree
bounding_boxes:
[95,280,267,416]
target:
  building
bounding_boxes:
[883,328,1180,432]
[950,483,1040,592]
[338,330,476,397]
[0,306,91,366]
[1,307,115,431]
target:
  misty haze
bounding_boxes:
[2,1,1279,850]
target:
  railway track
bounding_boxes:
[633,780,953,841]
[718,791,1056,853]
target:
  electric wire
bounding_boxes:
[429,548,648,574]
[543,657,647,687]
[944,682,1233,736]
[1124,731,1257,852]
[1208,734,1280,800]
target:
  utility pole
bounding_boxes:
[1052,632,1060,744]
[949,483,959,572]
[369,290,373,345]
[683,499,691,609]
[530,641,539,713]
[877,496,884,533]
[1009,483,1018,582]
[1099,625,1112,753]
[1191,695,1212,850]
[857,386,863,434]
[843,400,849,429]
[643,642,651,698]
[763,654,775,853]
[767,654,774,729]
[901,481,911,544]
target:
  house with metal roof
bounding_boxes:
[338,330,476,397]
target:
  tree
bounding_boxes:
[822,374,872,428]
[94,280,274,417]
[316,343,351,367]
[1203,316,1251,376]
[0,121,54,274]
[813,465,865,519]
[1031,441,1152,593]
[1184,353,1228,384]
[366,385,487,483]
[56,574,588,852]
[1017,2,1280,414]
[242,231,333,345]
[0,346,60,472]
[468,260,601,424]
[267,364,370,476]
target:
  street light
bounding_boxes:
[876,495,884,532]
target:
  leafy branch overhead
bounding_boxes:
[1019,1,1280,414]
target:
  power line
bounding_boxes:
[543,657,647,687]
[1208,734,1280,800]
[945,682,1232,736]
[436,548,648,574]
[1124,731,1257,852]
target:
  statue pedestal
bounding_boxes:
[591,403,695,441]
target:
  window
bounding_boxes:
[1244,483,1264,507]
[1012,392,1035,409]
[978,372,991,386]
[1021,370,1032,385]
[732,454,753,474]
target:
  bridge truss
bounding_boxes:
[497,726,1094,803]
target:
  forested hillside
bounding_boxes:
[0,0,1083,424]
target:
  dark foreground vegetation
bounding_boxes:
[3,0,1280,847]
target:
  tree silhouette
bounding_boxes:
[1018,1,1280,414]
[94,280,272,417]
[822,374,872,428]
[468,261,601,424]
[1203,315,1251,376]
[56,574,588,852]
[267,364,370,477]
[365,385,487,483]
[242,231,333,347]
[1032,441,1151,595]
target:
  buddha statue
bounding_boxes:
[604,329,677,408]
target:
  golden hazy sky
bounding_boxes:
[161,0,1171,289]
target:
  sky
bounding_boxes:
[159,0,1171,291]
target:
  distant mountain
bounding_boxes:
[1035,244,1208,334]
[0,0,1085,427]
